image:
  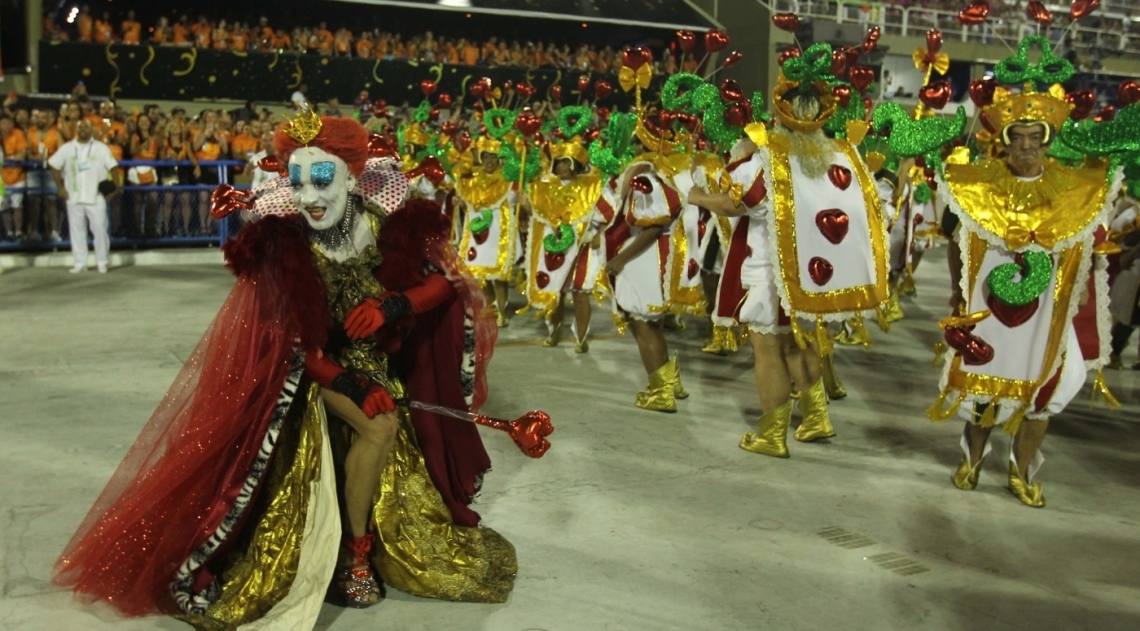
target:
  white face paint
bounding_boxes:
[288,146,357,231]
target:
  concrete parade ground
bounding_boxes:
[1,248,1138,631]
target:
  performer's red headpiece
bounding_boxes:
[275,112,369,177]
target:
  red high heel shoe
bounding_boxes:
[333,533,383,608]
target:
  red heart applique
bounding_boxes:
[815,209,849,245]
[687,259,699,280]
[828,165,852,190]
[467,247,477,262]
[808,257,834,286]
[944,326,995,365]
[544,251,565,272]
[536,271,550,289]
[473,229,489,245]
[986,293,1040,328]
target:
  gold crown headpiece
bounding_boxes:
[283,106,323,145]
[633,118,689,157]
[547,138,589,166]
[473,134,503,157]
[771,73,837,134]
[983,84,1072,145]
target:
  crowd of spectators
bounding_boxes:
[43,7,689,75]
[0,86,281,242]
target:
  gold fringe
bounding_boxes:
[978,399,999,428]
[815,315,834,357]
[875,304,891,333]
[790,314,810,350]
[931,340,948,367]
[926,389,964,422]
[1002,404,1029,436]
[1090,369,1122,408]
[938,309,992,330]
[851,312,871,349]
[612,313,628,335]
[899,270,917,296]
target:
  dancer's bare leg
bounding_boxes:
[320,388,397,537]
[630,318,668,374]
[750,332,793,411]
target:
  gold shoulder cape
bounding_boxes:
[454,170,513,210]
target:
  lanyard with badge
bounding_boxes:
[76,141,94,173]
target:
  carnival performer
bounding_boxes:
[522,106,612,351]
[53,113,517,629]
[686,48,890,457]
[691,146,744,355]
[455,130,519,327]
[923,38,1123,507]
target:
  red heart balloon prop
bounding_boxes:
[631,176,654,195]
[677,30,696,54]
[815,209,850,245]
[472,410,553,458]
[677,112,699,131]
[373,98,388,113]
[848,66,874,93]
[502,81,513,95]
[1094,105,1116,123]
[944,326,995,365]
[550,85,563,102]
[585,129,600,142]
[467,247,477,261]
[919,80,952,110]
[366,133,398,159]
[407,156,446,187]
[771,13,800,33]
[704,28,730,53]
[926,29,943,54]
[440,121,457,136]
[658,110,677,128]
[828,165,853,190]
[420,79,437,97]
[517,82,536,100]
[778,47,802,65]
[437,92,453,108]
[577,75,590,92]
[1026,1,1053,26]
[723,50,744,68]
[831,49,848,77]
[257,154,282,175]
[808,257,834,286]
[986,293,1040,328]
[1070,0,1100,20]
[687,259,699,280]
[479,76,493,91]
[429,108,440,122]
[594,80,614,100]
[1118,80,1140,106]
[455,130,472,151]
[536,271,550,289]
[621,48,641,70]
[862,26,881,54]
[724,102,751,127]
[719,79,745,103]
[844,46,862,70]
[514,110,542,137]
[978,110,996,133]
[544,251,565,271]
[957,2,990,25]
[469,82,486,99]
[832,84,852,108]
[597,106,611,122]
[1065,89,1095,120]
[473,229,489,245]
[968,77,997,107]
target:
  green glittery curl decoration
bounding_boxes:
[589,112,638,177]
[412,101,432,125]
[993,36,1074,87]
[986,251,1052,307]
[912,181,932,204]
[542,224,576,254]
[499,141,541,184]
[872,103,967,172]
[661,73,705,112]
[782,42,835,84]
[396,126,407,155]
[1046,136,1086,166]
[860,134,899,174]
[483,108,517,140]
[1060,103,1140,157]
[700,98,743,149]
[468,208,494,234]
[751,91,770,123]
[558,105,593,138]
[422,135,453,171]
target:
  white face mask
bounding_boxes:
[288,146,357,231]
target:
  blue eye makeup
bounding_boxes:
[289,164,301,186]
[311,161,336,188]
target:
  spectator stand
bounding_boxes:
[0,159,245,252]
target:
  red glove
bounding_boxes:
[362,386,395,417]
[344,297,387,339]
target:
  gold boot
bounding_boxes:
[575,338,589,353]
[794,378,836,442]
[495,307,510,328]
[1007,462,1045,508]
[834,320,870,346]
[886,291,905,323]
[820,353,847,400]
[663,354,688,399]
[740,399,793,457]
[635,362,676,412]
[543,323,563,347]
[951,457,985,490]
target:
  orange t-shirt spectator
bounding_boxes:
[2,121,29,188]
[212,27,230,50]
[94,17,114,44]
[195,24,212,49]
[461,42,479,66]
[355,37,374,58]
[173,22,189,45]
[272,30,291,50]
[27,124,62,163]
[335,31,352,56]
[78,12,94,42]
[122,18,142,44]
[317,27,334,55]
[231,29,249,52]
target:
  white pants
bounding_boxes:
[67,200,110,268]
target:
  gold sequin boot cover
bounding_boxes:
[951,433,991,491]
[740,399,793,458]
[794,378,836,442]
[819,352,847,399]
[635,361,676,412]
[1007,446,1046,508]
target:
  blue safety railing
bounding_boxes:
[0,159,250,252]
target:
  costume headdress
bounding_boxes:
[771,43,838,134]
[283,106,322,145]
[982,36,1074,145]
[547,105,592,167]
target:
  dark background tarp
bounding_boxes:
[39,41,660,108]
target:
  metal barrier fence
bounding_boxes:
[0,159,248,252]
[773,1,1140,59]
